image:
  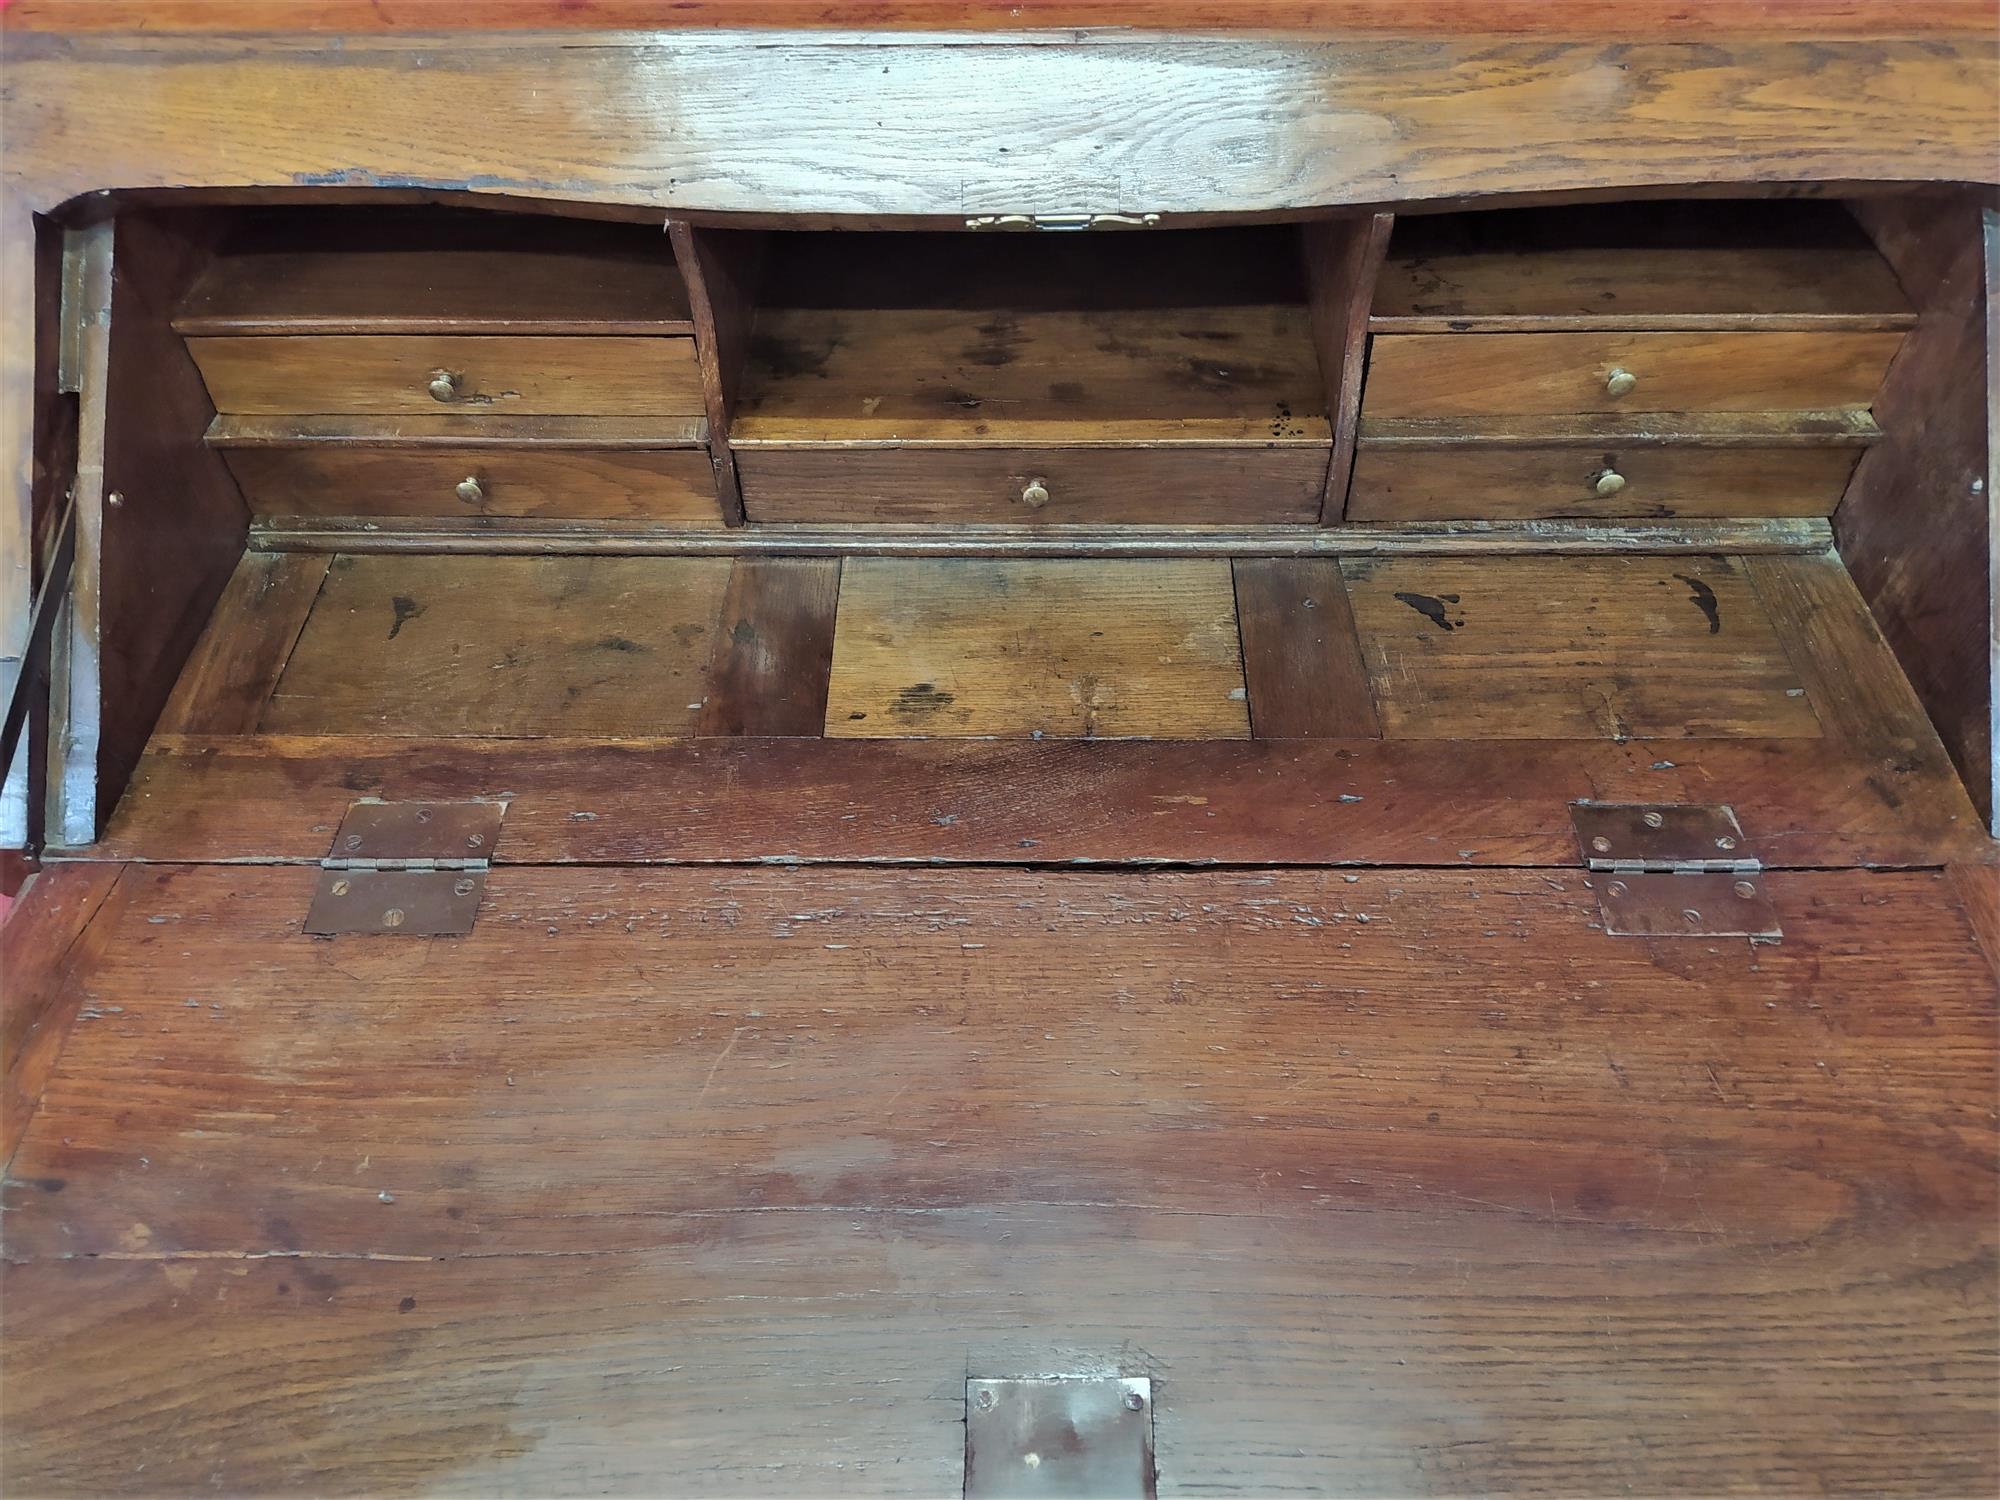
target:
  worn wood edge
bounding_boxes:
[1357,412,1883,447]
[78,733,1995,868]
[205,415,710,449]
[0,861,127,1168]
[1948,863,2000,978]
[153,552,330,736]
[729,422,1335,447]
[245,518,1836,557]
[172,314,697,338]
[1368,312,1920,334]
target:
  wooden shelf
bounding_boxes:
[175,207,694,336]
[1371,200,1915,333]
[731,227,1331,446]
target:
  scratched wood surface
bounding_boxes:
[824,558,1250,738]
[3,861,1994,1496]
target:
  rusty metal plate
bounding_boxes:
[324,801,504,867]
[965,1377,1155,1500]
[1571,802,1757,871]
[304,869,486,937]
[1590,871,1782,938]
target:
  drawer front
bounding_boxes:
[1347,443,1861,521]
[223,447,722,523]
[736,446,1327,525]
[1362,331,1904,418]
[188,335,706,417]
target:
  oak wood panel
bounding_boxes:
[736,446,1326,524]
[825,558,1249,738]
[1231,557,1380,737]
[735,306,1330,443]
[7,2,1993,32]
[670,221,766,526]
[1839,191,1996,831]
[3,863,1994,1495]
[187,335,706,417]
[1303,212,1392,519]
[93,733,1993,869]
[4,33,1993,664]
[694,557,842,736]
[174,212,692,335]
[222,446,723,522]
[153,551,329,736]
[0,861,125,1165]
[258,554,733,737]
[1348,441,1861,520]
[1344,554,1823,739]
[208,414,710,449]
[49,212,251,847]
[1363,330,1906,418]
[1372,200,1914,332]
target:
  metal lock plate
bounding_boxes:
[965,1377,1155,1500]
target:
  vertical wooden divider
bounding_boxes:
[1303,212,1393,525]
[669,220,767,528]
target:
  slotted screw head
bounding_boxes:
[382,908,406,929]
[1590,835,1613,853]
[1123,1391,1145,1411]
[1733,880,1757,899]
[1642,811,1666,829]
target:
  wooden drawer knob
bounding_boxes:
[1592,468,1627,497]
[427,369,464,402]
[1604,366,1638,398]
[454,475,485,505]
[1020,479,1051,509]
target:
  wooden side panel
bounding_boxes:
[1839,192,1996,830]
[1302,212,1391,520]
[670,221,766,526]
[2,864,1994,1496]
[50,212,250,846]
[695,557,842,736]
[1364,330,1905,418]
[1344,555,1823,739]
[1232,557,1380,737]
[153,552,328,736]
[824,558,1249,738]
[258,554,733,737]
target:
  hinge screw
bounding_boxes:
[1590,835,1612,853]
[975,1390,995,1411]
[1642,811,1665,829]
[454,879,475,897]
[383,908,406,929]
[1715,835,1737,850]
[466,833,484,849]
[1605,880,1629,897]
[330,878,351,897]
[1733,880,1757,899]
[1681,908,1702,925]
[1124,1391,1145,1411]
[344,834,363,850]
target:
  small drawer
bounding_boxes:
[187,335,706,417]
[1347,441,1862,521]
[1362,331,1905,419]
[736,446,1327,525]
[222,446,723,523]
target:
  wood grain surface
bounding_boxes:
[188,335,706,418]
[1343,554,1823,739]
[1362,330,1905,419]
[153,551,330,735]
[1231,556,1380,737]
[2,861,1993,1496]
[258,554,733,736]
[824,558,1250,738]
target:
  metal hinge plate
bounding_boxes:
[965,1377,1155,1500]
[1571,802,1781,939]
[304,800,504,936]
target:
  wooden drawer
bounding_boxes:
[187,335,706,416]
[1347,441,1862,521]
[222,446,722,523]
[735,446,1328,525]
[1362,331,1904,418]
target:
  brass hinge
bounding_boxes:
[304,800,505,936]
[1571,802,1781,939]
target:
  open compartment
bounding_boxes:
[729,226,1346,525]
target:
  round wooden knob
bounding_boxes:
[427,369,464,402]
[1604,367,1638,398]
[1020,479,1051,509]
[454,475,485,505]
[1593,468,1627,496]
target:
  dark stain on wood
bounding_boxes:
[1674,572,1723,633]
[1395,590,1464,631]
[387,593,424,640]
